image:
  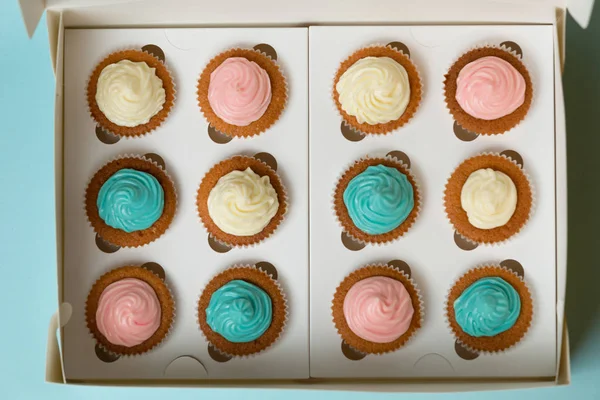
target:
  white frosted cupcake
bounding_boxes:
[333,45,422,135]
[87,49,175,138]
[196,156,288,247]
[444,153,534,245]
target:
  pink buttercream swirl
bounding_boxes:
[208,57,272,126]
[96,278,161,347]
[343,276,414,343]
[455,56,526,120]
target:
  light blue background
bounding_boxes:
[1,1,599,398]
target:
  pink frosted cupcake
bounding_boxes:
[85,266,175,356]
[332,264,423,354]
[198,48,288,138]
[444,46,533,135]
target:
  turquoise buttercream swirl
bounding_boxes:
[454,277,521,337]
[343,164,414,235]
[206,280,273,343]
[97,168,164,233]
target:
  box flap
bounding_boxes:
[46,303,72,383]
[557,321,571,385]
[21,0,595,33]
[20,1,597,37]
[18,0,45,38]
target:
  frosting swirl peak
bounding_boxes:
[343,276,414,343]
[207,167,279,236]
[208,57,272,126]
[96,60,166,127]
[96,278,161,347]
[454,277,521,337]
[206,280,272,343]
[97,168,165,233]
[336,56,410,125]
[343,164,414,235]
[460,168,517,230]
[456,56,526,120]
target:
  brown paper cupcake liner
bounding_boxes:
[197,265,288,358]
[196,155,288,248]
[443,152,535,246]
[332,44,423,136]
[86,48,176,138]
[445,264,533,354]
[197,48,288,138]
[85,265,176,357]
[84,154,178,248]
[333,155,421,246]
[332,264,424,355]
[443,44,533,135]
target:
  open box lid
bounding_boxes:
[19,0,594,38]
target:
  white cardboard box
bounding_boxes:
[19,0,594,392]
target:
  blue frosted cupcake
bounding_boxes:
[198,265,287,357]
[333,156,421,244]
[85,155,177,247]
[446,265,533,353]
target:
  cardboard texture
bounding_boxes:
[62,28,309,380]
[15,0,590,391]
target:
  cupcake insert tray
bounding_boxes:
[62,27,309,380]
[309,25,556,378]
[59,24,559,382]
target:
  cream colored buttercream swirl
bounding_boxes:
[95,60,166,127]
[207,167,279,236]
[336,56,410,125]
[460,168,517,229]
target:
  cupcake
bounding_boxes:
[333,156,420,245]
[86,265,175,356]
[332,264,423,355]
[446,265,533,353]
[85,155,177,247]
[197,48,288,138]
[87,49,175,138]
[444,46,533,135]
[333,45,422,135]
[197,155,287,247]
[198,265,287,357]
[444,153,533,245]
